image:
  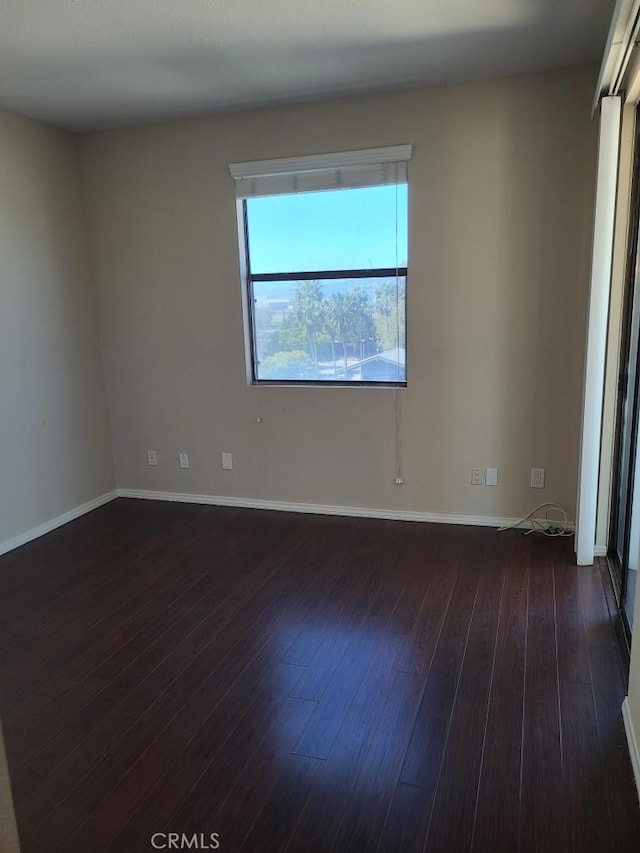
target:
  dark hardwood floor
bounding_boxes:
[0,498,638,852]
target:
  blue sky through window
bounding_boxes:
[246,184,408,273]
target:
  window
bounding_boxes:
[230,146,411,385]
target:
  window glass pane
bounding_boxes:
[253,277,406,383]
[246,185,408,273]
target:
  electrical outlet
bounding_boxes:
[221,452,233,470]
[530,468,545,488]
[486,468,498,486]
[179,452,189,469]
[147,450,157,466]
[471,467,484,485]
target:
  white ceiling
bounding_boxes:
[0,0,613,132]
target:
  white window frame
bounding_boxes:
[230,146,412,387]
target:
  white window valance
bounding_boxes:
[229,144,412,199]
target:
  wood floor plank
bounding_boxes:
[62,517,360,850]
[65,659,308,852]
[240,753,323,851]
[288,569,382,702]
[0,502,212,650]
[103,663,307,852]
[596,557,631,674]
[472,532,528,853]
[16,519,308,844]
[0,508,248,706]
[292,625,386,760]
[3,512,254,761]
[579,564,640,853]
[95,519,355,851]
[519,536,567,853]
[330,668,425,852]
[188,696,319,850]
[0,502,637,853]
[377,533,496,853]
[381,524,441,635]
[286,632,407,852]
[398,535,482,788]
[423,535,503,853]
[554,552,611,853]
[396,551,458,675]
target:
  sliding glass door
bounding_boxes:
[609,107,640,637]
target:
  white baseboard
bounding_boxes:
[622,697,640,802]
[117,488,576,531]
[0,490,119,558]
[0,487,576,559]
[594,544,608,557]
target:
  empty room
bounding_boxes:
[3,1,640,851]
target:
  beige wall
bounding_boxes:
[80,66,597,520]
[0,111,115,546]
